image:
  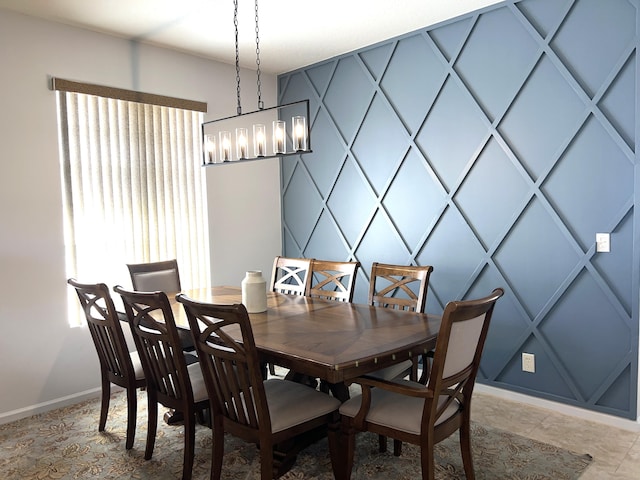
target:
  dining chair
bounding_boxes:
[126,259,195,353]
[176,295,342,480]
[270,256,313,296]
[367,262,434,382]
[267,256,314,376]
[67,278,145,450]
[307,259,361,302]
[295,259,360,391]
[366,262,434,455]
[127,259,181,293]
[335,288,504,480]
[114,286,209,480]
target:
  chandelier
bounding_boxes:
[201,0,311,164]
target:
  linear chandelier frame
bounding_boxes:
[201,0,311,167]
[201,99,311,165]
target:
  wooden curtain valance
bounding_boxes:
[50,77,207,113]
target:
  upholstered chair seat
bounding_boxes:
[339,381,460,434]
[263,379,341,433]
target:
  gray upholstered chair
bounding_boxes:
[114,286,209,480]
[334,288,504,480]
[127,259,181,293]
[176,295,341,480]
[126,259,195,352]
[67,278,145,450]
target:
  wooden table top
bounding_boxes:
[170,286,440,384]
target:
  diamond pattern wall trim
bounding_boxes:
[278,0,639,419]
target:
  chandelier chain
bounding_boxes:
[233,0,241,115]
[255,0,263,110]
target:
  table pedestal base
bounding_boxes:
[273,425,328,477]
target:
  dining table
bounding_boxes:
[169,285,441,475]
[170,286,441,400]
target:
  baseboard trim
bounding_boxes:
[475,384,640,433]
[0,388,102,425]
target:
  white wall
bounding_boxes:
[0,9,281,422]
[206,158,282,287]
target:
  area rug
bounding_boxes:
[0,391,592,479]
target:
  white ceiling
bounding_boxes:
[0,0,503,74]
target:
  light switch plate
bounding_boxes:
[596,233,610,253]
[522,352,535,373]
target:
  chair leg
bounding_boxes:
[210,418,224,480]
[145,394,158,460]
[460,417,475,480]
[393,439,402,457]
[182,410,196,480]
[98,376,110,432]
[378,434,387,453]
[260,440,274,480]
[343,422,357,480]
[327,414,343,479]
[125,386,137,450]
[420,435,436,480]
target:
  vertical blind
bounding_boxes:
[57,89,210,324]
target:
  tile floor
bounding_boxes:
[471,392,640,479]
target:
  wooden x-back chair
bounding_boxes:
[367,262,434,382]
[114,286,208,480]
[267,256,314,376]
[366,262,434,454]
[176,295,342,480]
[270,256,313,296]
[67,278,145,450]
[307,259,360,302]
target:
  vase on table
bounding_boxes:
[241,270,267,313]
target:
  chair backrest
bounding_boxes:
[368,262,433,313]
[67,278,137,386]
[127,259,181,293]
[114,286,195,409]
[307,259,360,302]
[270,256,313,296]
[177,295,270,437]
[426,288,504,424]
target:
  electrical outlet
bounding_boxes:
[596,233,610,252]
[522,352,535,373]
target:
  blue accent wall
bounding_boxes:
[278,0,639,419]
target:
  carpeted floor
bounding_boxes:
[0,390,592,479]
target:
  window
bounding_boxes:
[55,79,210,325]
